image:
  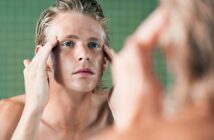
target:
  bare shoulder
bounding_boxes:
[0,94,25,123]
[0,95,25,140]
[0,94,25,112]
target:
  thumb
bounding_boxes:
[23,59,31,68]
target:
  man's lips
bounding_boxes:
[72,68,94,75]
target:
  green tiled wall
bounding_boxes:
[0,0,167,99]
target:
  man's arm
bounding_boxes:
[11,38,57,140]
[105,7,168,131]
[11,104,44,140]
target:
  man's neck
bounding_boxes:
[41,82,98,133]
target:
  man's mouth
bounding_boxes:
[73,68,94,75]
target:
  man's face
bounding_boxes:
[46,11,106,93]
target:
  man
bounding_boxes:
[0,0,113,139]
[93,0,214,140]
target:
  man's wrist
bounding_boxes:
[24,103,45,116]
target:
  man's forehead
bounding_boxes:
[46,11,105,42]
[60,34,104,43]
[55,29,105,42]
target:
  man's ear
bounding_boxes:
[35,45,42,54]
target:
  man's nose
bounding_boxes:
[78,57,90,61]
[77,45,91,62]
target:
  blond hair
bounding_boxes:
[161,0,214,109]
[35,0,109,47]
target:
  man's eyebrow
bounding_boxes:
[88,37,103,42]
[65,34,79,39]
[64,35,103,43]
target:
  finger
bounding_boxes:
[23,59,31,68]
[126,37,163,123]
[133,6,169,49]
[103,45,116,63]
[34,37,57,68]
[132,8,166,121]
[112,38,163,128]
[41,37,58,61]
[120,9,166,121]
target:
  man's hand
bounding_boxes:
[108,7,168,131]
[23,38,57,111]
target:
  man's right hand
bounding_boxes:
[23,38,57,112]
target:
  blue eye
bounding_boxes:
[63,41,75,47]
[88,42,99,49]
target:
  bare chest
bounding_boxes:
[36,124,86,140]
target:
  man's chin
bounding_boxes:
[68,86,96,93]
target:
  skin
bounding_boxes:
[4,2,214,140]
[0,11,113,140]
[108,7,166,131]
[92,6,214,140]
